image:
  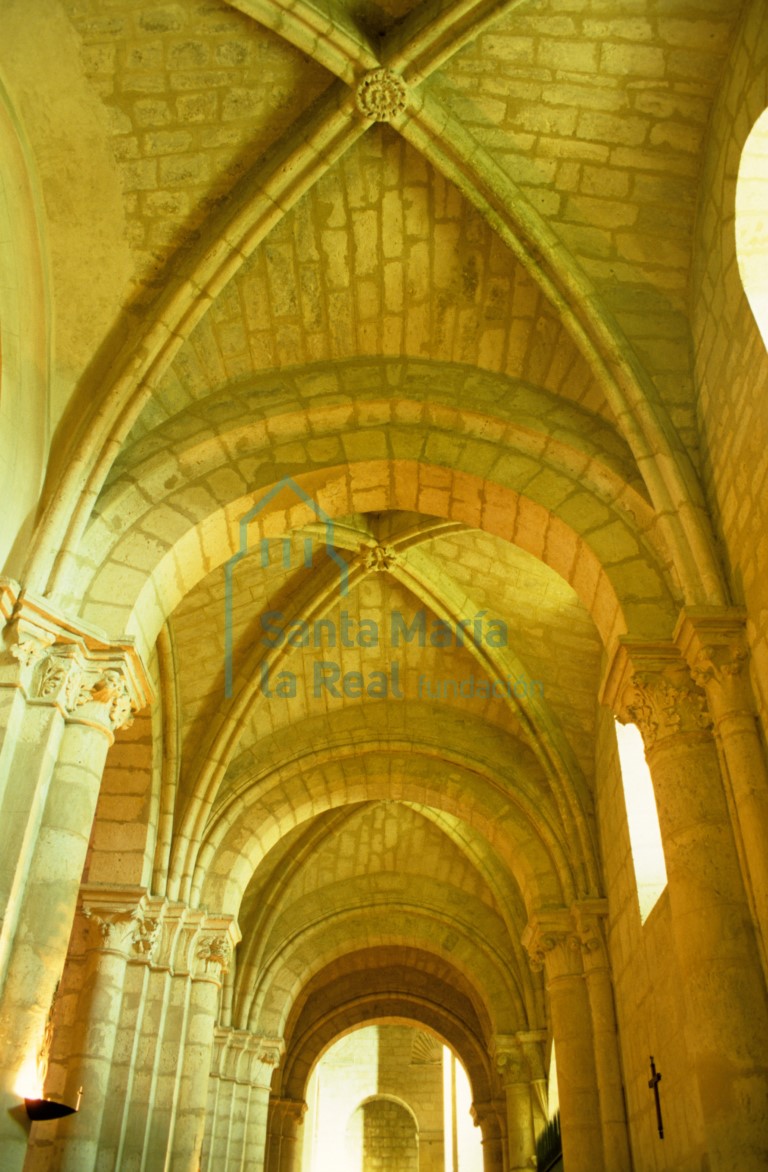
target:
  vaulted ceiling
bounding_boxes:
[8,0,747,1100]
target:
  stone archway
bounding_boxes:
[350,1096,419,1172]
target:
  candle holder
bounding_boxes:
[24,1087,82,1121]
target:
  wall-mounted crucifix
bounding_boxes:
[648,1055,664,1138]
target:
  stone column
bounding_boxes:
[0,631,64,993]
[241,1038,284,1172]
[676,607,768,978]
[120,903,187,1164]
[228,1062,252,1171]
[516,1032,548,1142]
[523,915,604,1172]
[572,901,631,1172]
[494,1038,535,1171]
[0,586,149,1170]
[53,889,161,1170]
[469,1100,505,1172]
[169,916,240,1172]
[602,640,768,1170]
[265,1098,307,1172]
[202,1030,283,1170]
[203,1029,237,1167]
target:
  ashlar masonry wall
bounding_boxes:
[594,704,698,1172]
[302,1025,444,1172]
[359,1098,418,1172]
[694,0,768,734]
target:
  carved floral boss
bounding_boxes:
[356,69,408,122]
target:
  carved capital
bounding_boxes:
[80,887,161,959]
[11,634,55,670]
[469,1099,505,1136]
[601,640,712,751]
[675,607,753,715]
[65,659,141,731]
[245,1034,285,1087]
[210,1029,282,1084]
[572,899,610,970]
[256,1038,285,1068]
[37,652,90,709]
[689,647,747,690]
[270,1097,307,1135]
[356,69,408,121]
[522,913,583,979]
[191,915,241,982]
[623,673,711,748]
[0,588,151,733]
[2,618,57,688]
[493,1036,529,1086]
[210,1028,235,1078]
[153,904,191,971]
[515,1031,547,1083]
[34,651,129,727]
[1,581,53,678]
[89,667,136,729]
[196,932,232,977]
[133,916,162,961]
[84,909,140,955]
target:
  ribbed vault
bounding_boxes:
[3,4,761,1168]
[25,0,733,610]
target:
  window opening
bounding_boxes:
[615,720,667,922]
[736,107,768,349]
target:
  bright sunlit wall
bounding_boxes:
[302,1026,483,1172]
[615,720,668,922]
[443,1046,483,1172]
[736,106,768,351]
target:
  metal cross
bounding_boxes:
[648,1056,664,1139]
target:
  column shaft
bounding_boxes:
[0,720,112,1168]
[470,1102,505,1172]
[605,642,768,1170]
[146,967,190,1166]
[575,907,631,1172]
[56,947,128,1169]
[548,971,603,1172]
[54,891,158,1170]
[0,696,64,993]
[649,732,768,1166]
[266,1099,306,1172]
[504,1080,535,1171]
[0,592,149,1170]
[169,919,238,1172]
[169,977,220,1170]
[677,609,768,978]
[524,923,604,1172]
[242,1084,271,1172]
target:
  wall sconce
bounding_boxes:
[25,1087,82,1121]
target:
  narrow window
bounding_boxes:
[615,720,667,922]
[443,1046,482,1172]
[736,107,768,349]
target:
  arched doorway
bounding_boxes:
[301,1024,483,1172]
[348,1097,418,1172]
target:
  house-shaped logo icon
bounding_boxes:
[224,478,349,697]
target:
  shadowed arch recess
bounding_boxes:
[274,949,503,1109]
